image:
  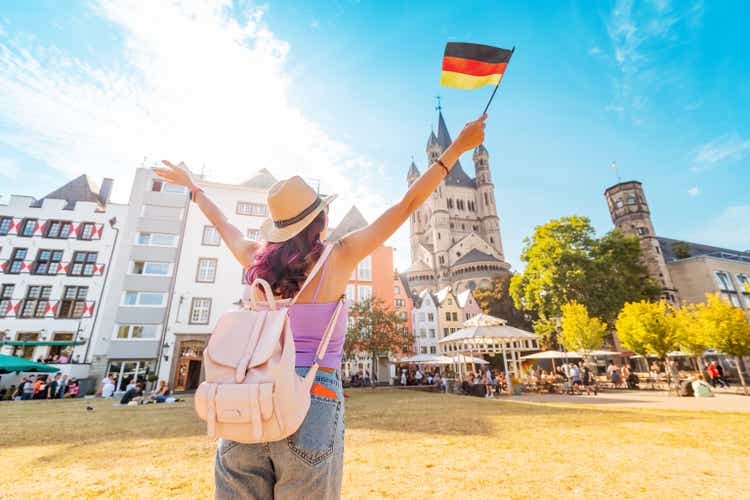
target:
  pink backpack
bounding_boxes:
[194,243,344,443]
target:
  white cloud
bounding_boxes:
[691,206,750,252]
[687,186,699,197]
[0,157,20,179]
[604,0,703,119]
[691,134,750,170]
[0,0,389,236]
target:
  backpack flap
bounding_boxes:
[206,309,269,370]
[247,308,288,369]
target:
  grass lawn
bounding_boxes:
[2,389,749,499]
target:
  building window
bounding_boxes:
[345,284,356,303]
[115,324,159,339]
[429,329,436,338]
[394,286,400,295]
[715,271,741,308]
[20,285,51,318]
[201,226,221,246]
[430,346,437,354]
[427,313,434,322]
[420,328,427,338]
[626,195,636,205]
[357,285,372,303]
[484,192,489,206]
[398,311,407,320]
[7,248,27,274]
[69,252,97,276]
[247,228,260,241]
[190,297,212,324]
[196,258,217,283]
[0,217,12,235]
[421,346,428,354]
[18,219,37,237]
[152,179,185,193]
[237,202,267,216]
[32,249,63,275]
[136,232,178,247]
[447,199,454,209]
[78,222,95,240]
[131,261,170,276]
[58,286,88,318]
[122,292,167,307]
[0,284,14,317]
[636,227,647,236]
[452,312,458,321]
[357,256,372,281]
[615,198,623,208]
[395,299,405,307]
[44,220,72,239]
[443,327,449,337]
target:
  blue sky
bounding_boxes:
[0,0,748,271]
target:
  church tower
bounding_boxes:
[473,144,504,259]
[604,180,678,304]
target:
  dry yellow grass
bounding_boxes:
[1,389,749,499]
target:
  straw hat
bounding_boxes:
[260,176,336,243]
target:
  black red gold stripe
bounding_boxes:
[440,42,513,90]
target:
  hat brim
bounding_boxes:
[260,194,337,243]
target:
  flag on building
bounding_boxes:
[440,42,514,89]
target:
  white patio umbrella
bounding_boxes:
[399,354,454,364]
[520,350,583,360]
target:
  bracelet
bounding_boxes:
[436,159,449,176]
[189,186,203,202]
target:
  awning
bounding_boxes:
[0,354,61,374]
[1,341,85,347]
[520,350,583,360]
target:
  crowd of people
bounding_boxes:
[1,373,81,400]
[458,368,507,397]
[399,367,450,392]
[96,374,177,405]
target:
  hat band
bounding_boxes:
[273,197,322,228]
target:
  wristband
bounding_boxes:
[189,186,203,202]
[436,159,449,176]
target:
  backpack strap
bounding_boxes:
[303,295,346,389]
[290,243,335,306]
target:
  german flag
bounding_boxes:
[440,42,514,90]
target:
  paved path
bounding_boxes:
[510,390,750,413]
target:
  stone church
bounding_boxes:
[404,108,510,294]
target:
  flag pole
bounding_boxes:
[482,46,515,114]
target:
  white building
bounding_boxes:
[92,168,188,391]
[411,290,440,355]
[0,175,127,393]
[157,169,276,390]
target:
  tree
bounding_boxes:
[616,300,682,389]
[473,274,535,330]
[345,297,412,380]
[671,241,691,259]
[674,304,710,375]
[693,293,750,394]
[560,301,606,357]
[531,318,558,350]
[510,216,660,329]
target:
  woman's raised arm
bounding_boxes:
[338,114,487,266]
[153,161,259,268]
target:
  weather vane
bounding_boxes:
[435,95,442,112]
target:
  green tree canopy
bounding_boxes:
[473,274,535,330]
[559,301,606,355]
[510,216,660,326]
[344,297,412,378]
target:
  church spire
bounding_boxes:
[407,159,420,183]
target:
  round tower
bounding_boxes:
[604,180,678,303]
[473,145,504,258]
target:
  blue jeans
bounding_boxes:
[214,367,344,500]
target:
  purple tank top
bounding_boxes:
[288,256,347,368]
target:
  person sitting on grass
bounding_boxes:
[626,370,640,390]
[691,374,714,398]
[582,366,597,396]
[150,380,171,403]
[120,382,145,405]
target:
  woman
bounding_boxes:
[150,380,171,403]
[153,113,487,499]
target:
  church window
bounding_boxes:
[615,198,624,208]
[437,233,441,240]
[449,223,454,229]
[636,227,648,236]
[490,237,494,243]
[456,251,461,257]
[439,255,445,265]
[626,195,636,205]
[473,225,478,231]
[461,224,465,230]
[447,199,454,209]
[484,192,489,206]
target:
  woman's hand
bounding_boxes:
[453,113,487,152]
[152,160,196,190]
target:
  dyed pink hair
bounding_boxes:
[245,211,326,299]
